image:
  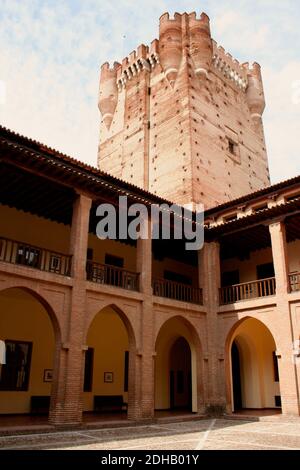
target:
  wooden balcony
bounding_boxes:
[0,236,72,276]
[289,272,300,292]
[152,278,203,305]
[219,277,276,305]
[86,261,139,292]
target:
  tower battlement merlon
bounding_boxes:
[100,61,121,73]
[243,61,265,122]
[159,12,182,23]
[116,42,159,91]
[98,61,120,129]
[188,11,213,79]
[159,12,183,87]
[188,11,210,23]
[212,40,248,90]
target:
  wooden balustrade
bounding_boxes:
[152,278,203,305]
[0,236,72,276]
[86,261,139,291]
[219,277,276,305]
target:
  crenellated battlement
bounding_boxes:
[242,61,263,81]
[116,43,160,91]
[100,61,121,73]
[100,12,264,94]
[212,40,248,90]
[159,12,182,24]
[188,11,210,23]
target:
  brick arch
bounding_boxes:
[0,285,62,421]
[224,316,278,413]
[0,285,62,342]
[84,302,138,420]
[154,314,204,413]
[155,314,203,354]
[85,302,137,350]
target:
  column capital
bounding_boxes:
[267,217,286,230]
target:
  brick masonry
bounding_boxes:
[98,12,270,209]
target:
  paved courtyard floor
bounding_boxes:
[0,417,300,450]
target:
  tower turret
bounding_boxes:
[189,12,213,78]
[245,62,265,124]
[98,62,120,129]
[159,12,182,87]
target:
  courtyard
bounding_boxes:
[0,417,300,450]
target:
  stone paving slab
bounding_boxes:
[0,418,300,450]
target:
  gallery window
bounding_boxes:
[16,244,40,269]
[272,351,280,383]
[0,340,32,391]
[83,347,94,392]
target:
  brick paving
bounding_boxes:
[0,418,300,450]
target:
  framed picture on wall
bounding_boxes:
[43,369,53,382]
[104,371,113,383]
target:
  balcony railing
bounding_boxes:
[152,278,203,305]
[0,236,72,276]
[86,261,139,291]
[289,272,300,292]
[219,277,276,305]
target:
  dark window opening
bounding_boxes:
[228,139,236,155]
[87,248,94,261]
[221,270,240,287]
[275,395,282,407]
[273,351,280,382]
[83,347,94,392]
[0,340,32,391]
[164,270,192,286]
[16,245,41,269]
[105,254,124,268]
[124,351,129,392]
[256,263,275,280]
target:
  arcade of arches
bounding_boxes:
[0,288,291,425]
[228,318,281,413]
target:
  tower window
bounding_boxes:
[228,139,236,155]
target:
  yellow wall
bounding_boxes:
[221,247,273,284]
[155,318,196,410]
[153,258,198,287]
[0,288,55,414]
[88,235,137,272]
[231,318,280,410]
[83,307,129,411]
[221,239,300,284]
[0,204,70,254]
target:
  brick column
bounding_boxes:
[49,193,92,426]
[269,221,300,415]
[133,216,155,420]
[198,241,225,412]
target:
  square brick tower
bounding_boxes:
[97,12,270,209]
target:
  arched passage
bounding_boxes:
[83,304,136,420]
[227,317,281,413]
[155,316,203,414]
[0,287,60,420]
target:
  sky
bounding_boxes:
[0,0,299,184]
